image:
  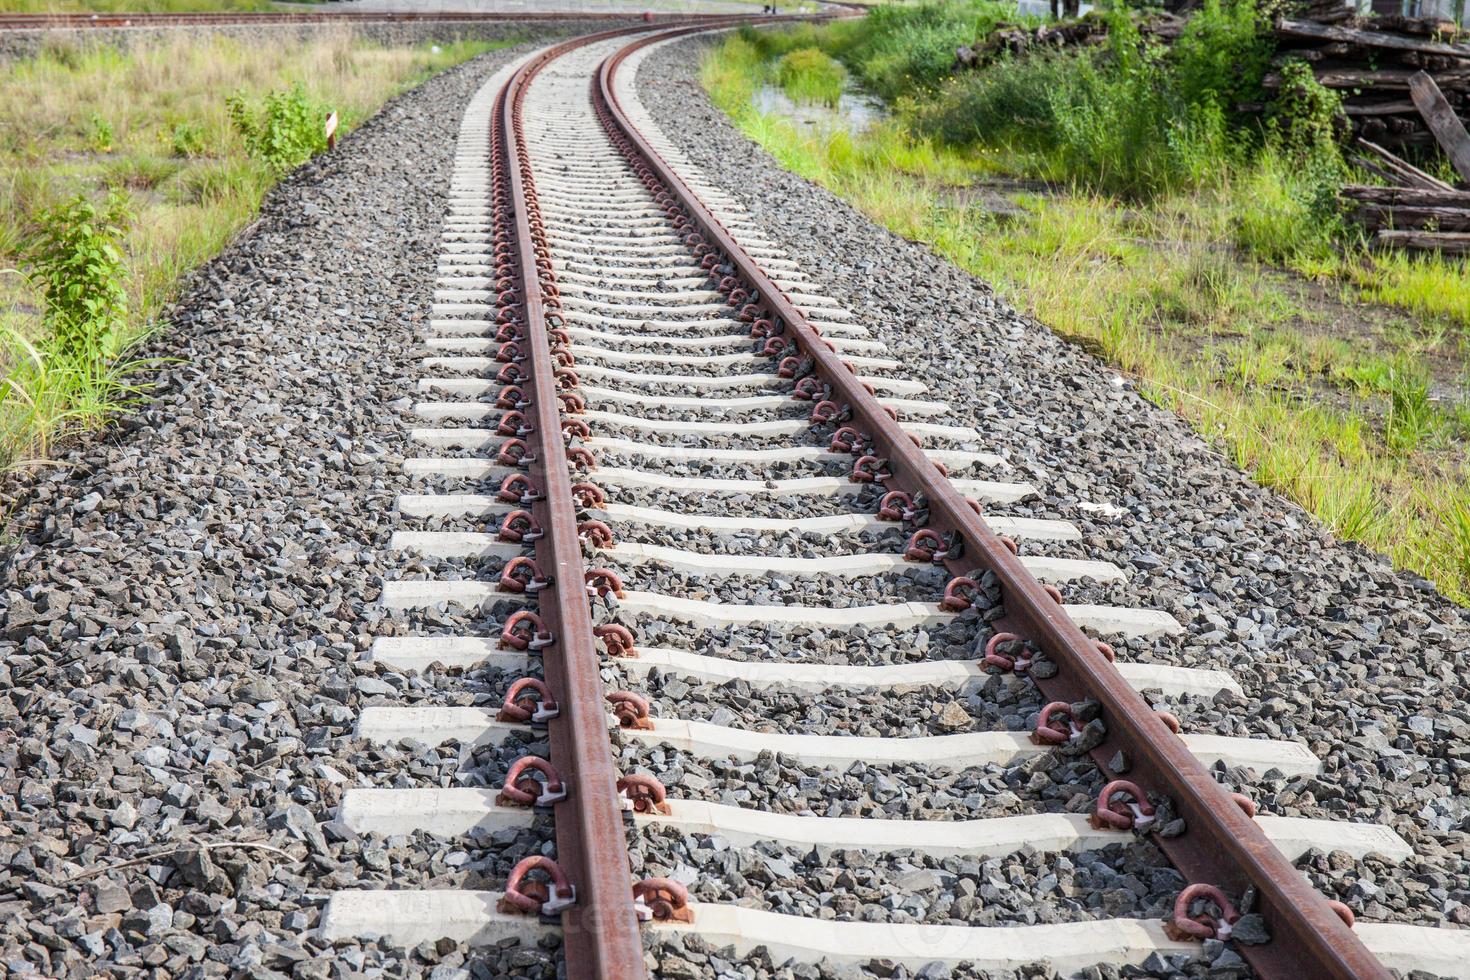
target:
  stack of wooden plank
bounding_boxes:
[1333,61,1470,252]
[1266,17,1470,150]
[955,5,1470,250]
[1344,138,1470,253]
[960,8,1470,153]
[953,12,1185,69]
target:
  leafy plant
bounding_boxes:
[226,83,328,174]
[24,191,132,363]
[86,112,115,153]
[1268,59,1345,162]
[1169,0,1271,124]
[170,120,206,157]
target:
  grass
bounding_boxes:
[0,31,515,465]
[703,29,1470,603]
[1344,250,1470,326]
[777,48,846,106]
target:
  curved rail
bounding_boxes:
[0,7,862,32]
[486,18,769,979]
[590,25,1392,980]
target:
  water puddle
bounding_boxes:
[751,83,887,135]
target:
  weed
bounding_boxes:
[0,311,163,464]
[1426,488,1470,588]
[1336,352,1398,395]
[1228,144,1341,262]
[169,157,267,207]
[226,84,329,175]
[25,192,131,362]
[0,192,154,465]
[1323,481,1388,541]
[102,154,182,192]
[1220,338,1292,389]
[85,112,115,153]
[170,121,206,158]
[1349,250,1470,326]
[777,48,846,106]
[1384,369,1436,453]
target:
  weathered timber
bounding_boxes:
[1374,228,1470,251]
[1263,67,1470,89]
[1353,204,1470,230]
[1408,71,1470,182]
[1340,183,1470,205]
[1369,13,1465,38]
[1344,99,1421,115]
[1277,18,1470,58]
[1355,137,1458,190]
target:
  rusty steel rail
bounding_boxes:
[487,19,774,980]
[592,28,1392,980]
[0,8,858,31]
[0,12,640,31]
[492,27,659,980]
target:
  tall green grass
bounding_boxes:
[909,2,1287,199]
[749,2,1467,323]
[0,34,516,467]
[702,26,1470,602]
[777,48,846,106]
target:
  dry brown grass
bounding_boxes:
[0,30,512,464]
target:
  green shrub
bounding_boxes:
[170,120,206,158]
[912,47,1080,148]
[226,83,328,175]
[1047,23,1182,196]
[25,191,132,362]
[912,23,1234,197]
[1268,59,1345,162]
[838,0,1020,100]
[1169,0,1271,123]
[86,112,115,153]
[906,3,1275,197]
[777,48,846,106]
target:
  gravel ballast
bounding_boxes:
[625,31,1470,975]
[6,23,1470,980]
[0,40,583,979]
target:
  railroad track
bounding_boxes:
[308,22,1470,980]
[0,9,852,32]
[0,11,675,30]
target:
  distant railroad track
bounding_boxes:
[260,18,1470,980]
[0,8,852,31]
